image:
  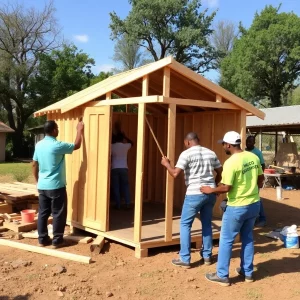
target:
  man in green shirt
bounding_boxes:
[246,135,266,227]
[200,131,264,286]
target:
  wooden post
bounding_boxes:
[240,110,247,149]
[259,128,262,151]
[134,76,148,243]
[162,66,175,242]
[275,131,278,158]
[106,92,112,100]
[216,94,222,102]
[165,104,176,241]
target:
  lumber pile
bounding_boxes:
[0,182,38,205]
[0,212,52,233]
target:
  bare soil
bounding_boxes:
[0,187,300,300]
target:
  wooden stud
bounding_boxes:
[240,110,247,149]
[96,96,159,107]
[163,67,170,97]
[165,103,176,242]
[106,92,112,100]
[160,96,239,110]
[134,76,148,243]
[0,239,91,264]
[216,94,222,102]
[135,247,148,258]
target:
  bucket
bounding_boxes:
[21,209,36,223]
[281,235,299,249]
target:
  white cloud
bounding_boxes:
[73,34,89,43]
[202,0,219,9]
[93,64,115,73]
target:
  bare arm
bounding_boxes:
[32,160,39,184]
[257,174,264,188]
[74,121,84,150]
[161,156,182,178]
[200,184,232,194]
[214,166,223,186]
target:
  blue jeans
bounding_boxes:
[217,201,260,279]
[111,168,131,208]
[258,199,266,222]
[180,194,216,264]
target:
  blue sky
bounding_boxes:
[4,0,300,81]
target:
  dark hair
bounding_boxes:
[44,120,57,134]
[246,135,255,141]
[112,132,124,143]
[185,132,199,142]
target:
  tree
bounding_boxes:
[110,0,217,73]
[220,5,300,107]
[211,20,238,69]
[32,44,95,107]
[113,34,149,72]
[0,1,59,157]
[90,71,113,85]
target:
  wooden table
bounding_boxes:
[263,173,300,189]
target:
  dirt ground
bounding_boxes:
[0,187,300,300]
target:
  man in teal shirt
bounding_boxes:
[246,135,266,227]
[32,120,84,248]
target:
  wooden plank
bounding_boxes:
[169,58,265,119]
[240,110,247,149]
[165,103,176,242]
[134,76,148,243]
[90,236,105,253]
[22,232,93,244]
[0,203,13,214]
[163,67,170,97]
[95,96,159,107]
[160,96,239,110]
[0,239,91,264]
[3,217,52,233]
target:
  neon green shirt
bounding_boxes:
[222,151,262,206]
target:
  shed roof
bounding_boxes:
[0,122,14,133]
[34,56,264,119]
[247,105,300,132]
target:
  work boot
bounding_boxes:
[171,258,190,268]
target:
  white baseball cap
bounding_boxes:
[218,131,241,145]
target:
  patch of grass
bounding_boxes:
[246,288,263,299]
[0,162,31,182]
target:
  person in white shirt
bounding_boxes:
[111,132,133,209]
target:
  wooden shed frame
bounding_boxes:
[34,57,264,257]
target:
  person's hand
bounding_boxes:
[161,156,170,167]
[200,186,213,194]
[76,119,84,132]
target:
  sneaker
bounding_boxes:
[171,258,190,268]
[235,268,254,283]
[205,273,230,287]
[202,257,212,265]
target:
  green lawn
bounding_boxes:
[0,162,32,182]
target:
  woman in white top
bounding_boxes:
[111,132,133,209]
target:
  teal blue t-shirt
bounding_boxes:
[247,147,265,165]
[33,136,75,190]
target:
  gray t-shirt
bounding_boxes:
[175,145,222,195]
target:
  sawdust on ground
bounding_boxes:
[0,188,300,300]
